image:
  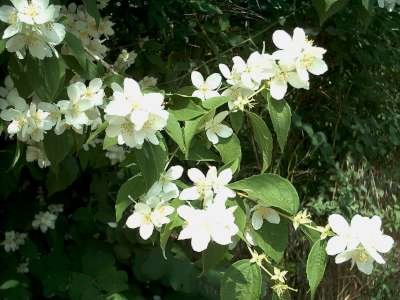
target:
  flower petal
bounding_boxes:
[191,71,204,89]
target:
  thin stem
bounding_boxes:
[84,46,118,75]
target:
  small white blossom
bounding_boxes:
[139,76,158,89]
[204,111,233,145]
[177,203,238,252]
[105,145,127,165]
[179,167,235,205]
[222,86,254,111]
[2,231,27,252]
[191,71,221,100]
[48,203,64,215]
[155,165,183,196]
[26,144,51,168]
[251,205,280,230]
[17,259,29,274]
[32,211,57,233]
[126,202,174,240]
[378,0,400,11]
[114,49,137,72]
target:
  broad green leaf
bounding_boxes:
[0,280,19,290]
[115,175,146,222]
[168,94,207,121]
[247,111,273,173]
[133,140,168,188]
[201,96,230,110]
[0,40,5,55]
[166,113,185,152]
[43,131,74,165]
[230,111,244,133]
[214,133,242,173]
[229,174,299,215]
[83,0,101,25]
[312,0,349,24]
[47,156,79,195]
[202,244,228,273]
[264,91,291,153]
[306,240,328,299]
[220,259,262,300]
[9,56,34,98]
[184,110,214,157]
[64,32,101,79]
[251,219,289,263]
[185,138,219,162]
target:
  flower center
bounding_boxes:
[26,4,39,18]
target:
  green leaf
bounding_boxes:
[168,95,207,121]
[133,140,168,188]
[229,174,299,215]
[251,219,289,263]
[0,40,5,55]
[184,110,214,157]
[116,175,146,222]
[47,156,79,195]
[264,91,291,153]
[202,244,228,273]
[312,0,349,24]
[9,56,34,98]
[247,111,273,173]
[83,0,101,25]
[43,131,74,165]
[166,114,185,152]
[0,280,19,290]
[220,259,262,300]
[201,96,230,110]
[306,240,328,299]
[214,133,242,173]
[230,111,244,133]
[26,55,66,102]
[64,32,100,79]
[86,121,108,145]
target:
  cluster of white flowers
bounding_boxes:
[191,27,327,107]
[61,2,114,59]
[0,76,106,168]
[378,0,400,11]
[104,78,169,149]
[125,165,239,252]
[32,203,63,233]
[126,166,183,240]
[326,214,394,275]
[0,0,66,59]
[2,231,27,252]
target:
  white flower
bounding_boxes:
[204,111,233,144]
[0,76,15,109]
[222,86,254,111]
[334,248,375,275]
[251,205,280,230]
[179,167,235,205]
[11,0,57,25]
[177,203,238,252]
[156,165,183,195]
[25,102,53,142]
[272,28,327,82]
[0,4,21,39]
[126,202,174,240]
[17,259,29,274]
[378,0,400,12]
[191,71,221,100]
[105,145,126,165]
[326,214,394,274]
[105,78,168,148]
[32,211,57,233]
[140,181,178,208]
[26,144,51,168]
[2,231,27,252]
[81,78,104,108]
[48,203,63,215]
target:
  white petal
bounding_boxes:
[192,90,205,100]
[89,78,103,91]
[179,187,200,200]
[187,168,205,183]
[205,73,222,90]
[204,90,220,99]
[292,27,306,48]
[219,64,231,79]
[252,211,264,230]
[191,232,211,252]
[308,58,328,76]
[178,226,192,240]
[375,235,394,253]
[217,168,232,185]
[3,24,20,39]
[265,209,280,224]
[191,71,204,89]
[328,214,349,235]
[272,29,292,49]
[216,124,233,138]
[126,213,142,229]
[177,205,195,221]
[139,223,154,240]
[213,111,229,123]
[206,129,219,144]
[326,236,347,256]
[356,259,374,275]
[334,251,352,264]
[124,78,142,99]
[166,165,183,180]
[270,78,287,100]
